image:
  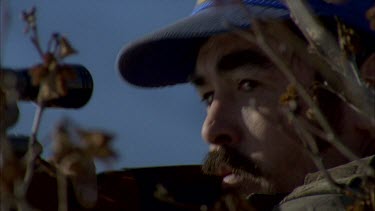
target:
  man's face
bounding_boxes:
[191,32,317,195]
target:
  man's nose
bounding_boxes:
[201,100,241,146]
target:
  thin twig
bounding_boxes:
[254,105,367,198]
[291,113,368,199]
[288,112,343,190]
[30,21,44,59]
[17,105,44,199]
[347,55,363,85]
[57,169,68,211]
[30,105,44,143]
[31,36,44,59]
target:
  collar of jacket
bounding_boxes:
[281,154,375,202]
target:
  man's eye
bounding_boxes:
[201,92,214,105]
[238,79,259,92]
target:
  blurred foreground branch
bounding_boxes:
[282,0,375,121]
[1,6,116,210]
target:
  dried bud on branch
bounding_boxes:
[21,7,79,106]
[77,129,117,160]
[22,6,36,33]
[279,84,299,112]
[59,36,77,59]
[50,119,116,208]
[336,17,362,58]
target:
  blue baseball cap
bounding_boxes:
[117,0,374,87]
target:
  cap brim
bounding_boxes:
[117,4,288,87]
[117,0,374,87]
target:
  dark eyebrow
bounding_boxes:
[216,49,271,73]
[189,49,271,87]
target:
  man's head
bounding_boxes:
[193,32,316,194]
[117,0,375,196]
[191,30,375,195]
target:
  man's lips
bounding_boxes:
[215,164,233,177]
[223,173,242,184]
[214,165,243,188]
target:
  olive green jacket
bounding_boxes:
[273,155,375,210]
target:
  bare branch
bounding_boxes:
[230,22,374,176]
[282,0,355,78]
[57,169,68,211]
[278,21,374,122]
[289,112,369,200]
[281,0,375,121]
[289,112,344,190]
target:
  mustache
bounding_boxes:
[202,147,262,177]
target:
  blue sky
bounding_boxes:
[2,0,209,172]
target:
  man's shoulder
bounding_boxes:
[273,155,375,211]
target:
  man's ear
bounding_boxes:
[360,53,375,88]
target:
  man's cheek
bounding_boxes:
[241,108,268,139]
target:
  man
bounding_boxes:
[117,0,375,210]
